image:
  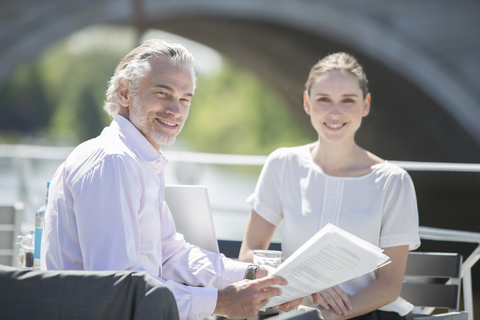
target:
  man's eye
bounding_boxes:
[318,97,329,102]
[343,99,355,104]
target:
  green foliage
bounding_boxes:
[0,27,314,154]
[0,61,51,138]
[39,41,124,143]
[179,60,314,155]
[0,31,127,145]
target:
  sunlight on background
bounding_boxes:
[142,29,223,77]
[0,25,302,241]
[0,24,312,154]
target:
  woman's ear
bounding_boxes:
[304,91,311,115]
[117,80,131,108]
[362,93,371,117]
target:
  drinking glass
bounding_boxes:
[253,250,283,268]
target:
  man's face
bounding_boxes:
[125,58,194,149]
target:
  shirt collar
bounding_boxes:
[111,115,168,172]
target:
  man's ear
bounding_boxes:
[118,80,131,108]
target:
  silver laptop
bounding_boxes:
[164,185,220,253]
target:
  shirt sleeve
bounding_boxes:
[160,201,248,288]
[70,155,247,320]
[380,168,421,250]
[70,154,147,272]
[246,148,287,225]
[159,202,248,319]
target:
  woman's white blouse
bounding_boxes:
[247,144,421,315]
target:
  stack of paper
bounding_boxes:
[265,223,390,309]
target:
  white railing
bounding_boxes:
[1,144,479,319]
[3,145,480,171]
[419,226,480,320]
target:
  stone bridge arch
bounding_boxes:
[1,0,480,161]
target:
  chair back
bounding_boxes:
[217,239,281,259]
[401,252,462,316]
[272,310,321,319]
[0,203,24,266]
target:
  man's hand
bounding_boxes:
[252,265,305,313]
[255,265,275,279]
[214,275,287,319]
[312,286,352,317]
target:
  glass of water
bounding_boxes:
[253,250,283,268]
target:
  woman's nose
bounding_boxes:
[329,103,341,116]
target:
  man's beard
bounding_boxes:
[129,96,184,147]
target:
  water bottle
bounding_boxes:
[34,182,50,269]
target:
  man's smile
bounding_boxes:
[157,118,179,128]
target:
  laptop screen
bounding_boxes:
[164,185,220,253]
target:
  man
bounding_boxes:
[41,39,302,320]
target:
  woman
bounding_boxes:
[239,52,420,320]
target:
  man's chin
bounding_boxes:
[153,134,177,147]
[161,137,176,147]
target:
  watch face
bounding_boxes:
[245,265,258,280]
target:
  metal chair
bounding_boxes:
[0,265,179,320]
[401,252,468,320]
[0,202,24,266]
[268,310,321,320]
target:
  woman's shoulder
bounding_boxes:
[264,144,311,168]
[268,144,312,160]
[372,161,413,185]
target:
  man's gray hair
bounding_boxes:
[104,39,196,117]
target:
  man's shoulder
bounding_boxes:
[64,132,140,182]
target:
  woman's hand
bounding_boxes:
[274,297,305,313]
[312,285,352,317]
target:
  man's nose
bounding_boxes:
[165,100,182,118]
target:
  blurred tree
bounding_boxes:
[0,62,51,142]
[0,26,315,154]
[44,47,119,143]
[179,60,315,155]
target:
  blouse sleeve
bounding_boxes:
[380,168,421,250]
[246,148,287,226]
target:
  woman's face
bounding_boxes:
[304,70,370,144]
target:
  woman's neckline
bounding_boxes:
[304,143,386,179]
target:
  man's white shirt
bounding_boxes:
[41,115,247,320]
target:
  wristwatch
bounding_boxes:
[244,264,259,280]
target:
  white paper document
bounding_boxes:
[265,223,390,309]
